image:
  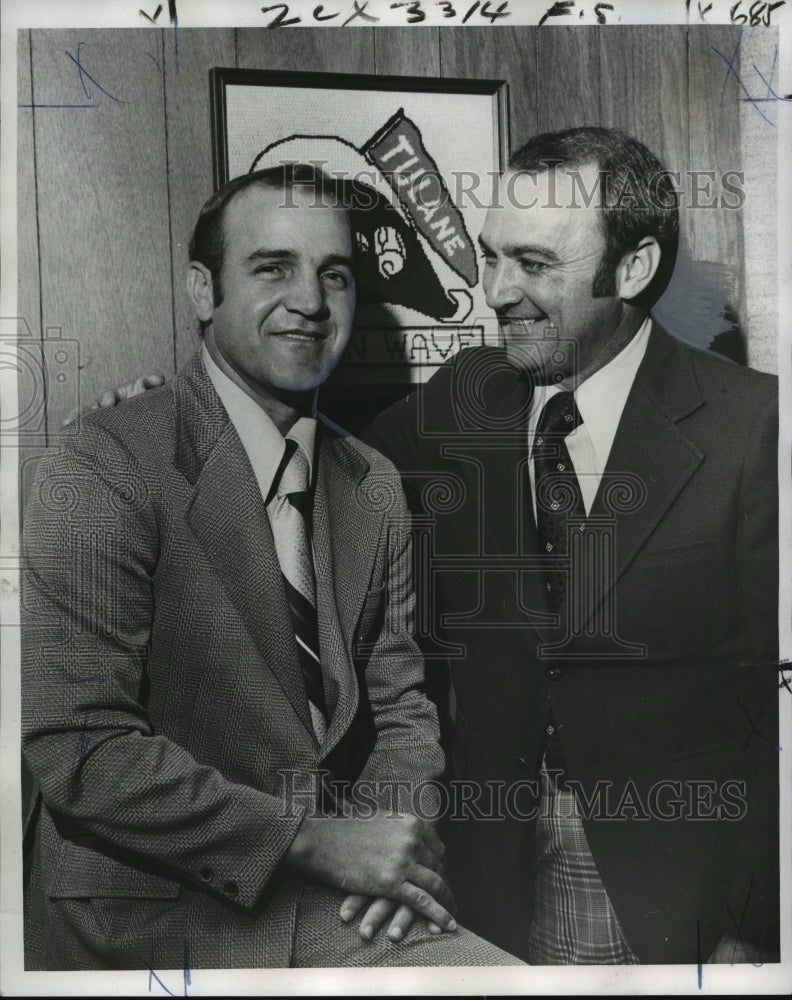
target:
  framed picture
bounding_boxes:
[210,68,509,417]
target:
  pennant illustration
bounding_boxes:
[361,110,478,289]
[250,124,477,324]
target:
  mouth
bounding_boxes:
[270,328,329,343]
[498,316,553,338]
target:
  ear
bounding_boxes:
[186,262,215,323]
[615,238,661,301]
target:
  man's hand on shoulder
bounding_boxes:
[283,810,457,939]
[62,371,166,426]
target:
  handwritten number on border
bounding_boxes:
[730,1,786,26]
[391,1,426,22]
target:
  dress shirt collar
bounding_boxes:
[573,315,651,471]
[528,315,652,466]
[202,343,316,503]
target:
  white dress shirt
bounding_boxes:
[202,344,316,502]
[203,345,327,739]
[527,317,651,517]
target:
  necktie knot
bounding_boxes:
[535,391,583,446]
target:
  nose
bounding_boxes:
[284,269,329,321]
[483,259,523,312]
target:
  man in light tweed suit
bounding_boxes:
[21,165,518,969]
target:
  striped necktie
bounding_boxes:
[268,438,327,736]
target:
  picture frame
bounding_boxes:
[209,68,510,428]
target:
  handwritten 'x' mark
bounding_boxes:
[736,694,780,754]
[64,41,129,105]
[723,876,765,968]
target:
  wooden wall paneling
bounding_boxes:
[30,29,175,431]
[597,25,700,352]
[163,28,237,370]
[235,27,375,74]
[373,27,440,77]
[17,30,43,425]
[598,26,688,177]
[17,30,48,515]
[534,27,600,134]
[736,28,778,374]
[439,27,538,156]
[686,27,744,311]
[16,36,40,818]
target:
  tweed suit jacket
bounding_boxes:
[363,323,780,964]
[21,351,443,970]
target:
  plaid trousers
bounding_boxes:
[527,764,639,965]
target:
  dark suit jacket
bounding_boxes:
[362,323,780,964]
[22,351,443,970]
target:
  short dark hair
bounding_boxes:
[188,163,354,307]
[508,126,679,308]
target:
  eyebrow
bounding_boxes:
[245,248,355,269]
[477,235,561,263]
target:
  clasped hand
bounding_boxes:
[284,810,457,944]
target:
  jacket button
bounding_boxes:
[224,881,239,897]
[199,866,213,882]
[546,667,562,680]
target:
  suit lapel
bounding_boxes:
[174,354,316,740]
[580,324,706,630]
[312,421,380,756]
[505,325,707,647]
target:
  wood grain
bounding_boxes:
[374,27,440,77]
[17,30,41,368]
[440,27,538,157]
[31,29,175,431]
[17,30,48,512]
[599,24,693,325]
[535,27,600,134]
[164,28,236,370]
[736,28,778,374]
[236,27,375,74]
[687,27,743,289]
[599,26,688,177]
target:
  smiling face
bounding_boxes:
[191,181,356,414]
[479,165,637,386]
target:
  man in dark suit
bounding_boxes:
[20,165,519,969]
[83,129,781,966]
[362,127,780,965]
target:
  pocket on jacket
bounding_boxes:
[49,837,181,900]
